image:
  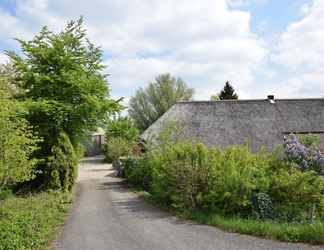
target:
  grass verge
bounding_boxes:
[133,189,324,245]
[0,190,73,250]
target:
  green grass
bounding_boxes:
[184,210,324,244]
[134,190,324,245]
[0,190,72,250]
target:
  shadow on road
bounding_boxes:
[100,179,197,226]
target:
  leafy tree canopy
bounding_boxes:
[210,93,220,100]
[128,73,195,132]
[219,81,238,100]
[0,60,25,95]
[5,17,124,154]
[105,115,139,142]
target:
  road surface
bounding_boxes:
[52,155,324,250]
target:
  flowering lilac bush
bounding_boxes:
[283,133,324,177]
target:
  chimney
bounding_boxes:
[267,95,275,103]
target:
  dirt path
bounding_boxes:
[52,155,324,250]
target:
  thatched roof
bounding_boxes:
[140,97,324,153]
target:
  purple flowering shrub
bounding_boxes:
[283,133,324,177]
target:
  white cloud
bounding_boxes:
[0,0,280,101]
[225,0,266,8]
[268,0,324,99]
[300,3,310,15]
[271,0,324,70]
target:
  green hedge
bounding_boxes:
[123,140,324,221]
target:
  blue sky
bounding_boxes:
[0,0,323,107]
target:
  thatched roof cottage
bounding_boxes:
[140,96,324,153]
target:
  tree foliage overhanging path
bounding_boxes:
[128,73,195,133]
[3,16,124,189]
[5,17,123,150]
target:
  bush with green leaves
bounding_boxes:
[151,141,219,210]
[149,141,271,213]
[0,191,70,249]
[266,159,324,221]
[283,133,324,177]
[0,90,41,191]
[102,137,131,163]
[120,155,152,190]
[200,144,271,215]
[105,115,139,142]
[44,132,79,192]
[250,193,277,221]
[126,120,324,222]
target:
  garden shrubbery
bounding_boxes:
[122,129,324,225]
[44,132,79,192]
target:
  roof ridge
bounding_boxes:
[176,98,324,104]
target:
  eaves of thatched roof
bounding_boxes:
[140,97,324,153]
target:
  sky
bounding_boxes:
[0,0,323,109]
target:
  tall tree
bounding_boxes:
[128,73,195,132]
[5,17,124,187]
[5,17,124,155]
[219,81,238,100]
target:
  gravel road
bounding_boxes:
[52,155,324,250]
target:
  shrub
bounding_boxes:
[0,191,70,249]
[0,90,41,191]
[267,163,324,221]
[198,143,270,215]
[44,132,78,192]
[250,193,277,221]
[279,133,324,220]
[283,133,324,177]
[122,155,153,190]
[101,137,131,163]
[151,142,213,209]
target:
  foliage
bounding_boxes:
[219,81,238,100]
[151,142,219,210]
[128,73,195,132]
[250,193,277,221]
[124,123,324,245]
[266,151,324,222]
[210,92,220,100]
[121,155,152,190]
[0,191,71,249]
[296,133,320,148]
[0,60,25,95]
[146,118,191,152]
[283,133,324,177]
[125,133,324,221]
[183,210,324,245]
[103,137,131,163]
[0,90,41,191]
[101,115,139,161]
[5,17,124,187]
[105,115,139,142]
[0,189,13,200]
[45,132,79,192]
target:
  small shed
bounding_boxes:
[82,127,105,157]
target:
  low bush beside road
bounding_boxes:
[0,190,72,249]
